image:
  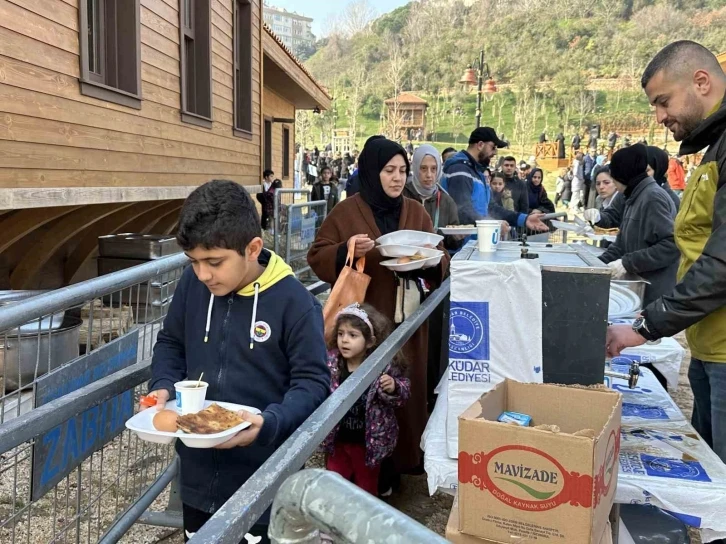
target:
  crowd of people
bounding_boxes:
[555,143,688,213]
[139,39,726,544]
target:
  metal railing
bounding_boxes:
[269,469,449,543]
[189,279,451,543]
[285,201,328,279]
[0,254,188,544]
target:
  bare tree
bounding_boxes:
[295,110,313,151]
[384,36,406,139]
[347,63,368,148]
[339,0,378,37]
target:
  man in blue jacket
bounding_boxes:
[441,127,548,232]
[145,180,330,543]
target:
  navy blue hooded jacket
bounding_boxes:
[441,150,527,227]
[149,250,330,517]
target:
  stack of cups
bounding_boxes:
[476,219,502,253]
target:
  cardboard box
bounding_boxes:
[446,498,613,544]
[458,380,621,544]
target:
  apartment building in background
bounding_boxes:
[263,2,315,56]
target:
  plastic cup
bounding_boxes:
[476,220,501,252]
[174,380,209,415]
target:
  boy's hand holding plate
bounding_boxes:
[214,410,265,449]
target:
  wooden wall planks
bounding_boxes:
[0,0,265,197]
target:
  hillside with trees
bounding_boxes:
[299,0,726,153]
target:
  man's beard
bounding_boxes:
[477,153,490,167]
[672,92,705,142]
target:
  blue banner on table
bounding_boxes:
[31,330,139,500]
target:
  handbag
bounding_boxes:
[323,239,371,340]
[394,274,429,325]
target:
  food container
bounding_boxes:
[377,245,443,259]
[98,257,178,284]
[98,234,180,260]
[380,254,442,272]
[455,241,611,386]
[476,220,501,252]
[175,380,209,415]
[125,400,260,448]
[375,230,443,248]
[0,316,83,390]
[613,275,648,310]
[439,227,477,236]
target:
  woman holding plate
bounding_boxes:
[308,136,449,484]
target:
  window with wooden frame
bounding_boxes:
[233,0,253,138]
[282,127,290,179]
[79,0,141,109]
[180,0,212,128]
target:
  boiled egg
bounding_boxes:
[153,409,179,432]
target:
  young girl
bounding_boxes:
[490,172,514,211]
[555,167,572,208]
[322,303,410,496]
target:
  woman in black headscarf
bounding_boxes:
[309,136,450,481]
[646,146,681,213]
[526,168,555,214]
[599,144,679,306]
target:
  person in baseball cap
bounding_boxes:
[441,127,548,234]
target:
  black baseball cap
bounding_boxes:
[468,127,507,148]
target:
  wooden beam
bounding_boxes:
[115,201,181,236]
[64,201,170,283]
[0,186,196,210]
[163,220,180,236]
[143,205,183,234]
[10,204,132,289]
[0,185,261,210]
[0,206,81,254]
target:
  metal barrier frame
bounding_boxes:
[0,254,189,334]
[189,278,451,543]
[284,200,327,279]
[273,188,311,255]
[0,257,331,544]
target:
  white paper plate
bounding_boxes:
[438,227,477,236]
[551,220,582,233]
[586,232,618,243]
[376,230,443,248]
[377,245,443,259]
[380,255,441,272]
[126,400,261,448]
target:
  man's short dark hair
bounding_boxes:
[443,147,456,155]
[642,40,724,88]
[263,169,274,178]
[177,180,261,255]
[502,156,517,163]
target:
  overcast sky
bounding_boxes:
[266,0,410,37]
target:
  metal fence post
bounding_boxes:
[268,469,449,544]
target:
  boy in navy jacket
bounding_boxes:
[145,180,330,543]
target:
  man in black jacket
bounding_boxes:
[607,41,726,469]
[501,156,529,214]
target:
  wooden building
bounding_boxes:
[384,92,428,141]
[0,0,329,289]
